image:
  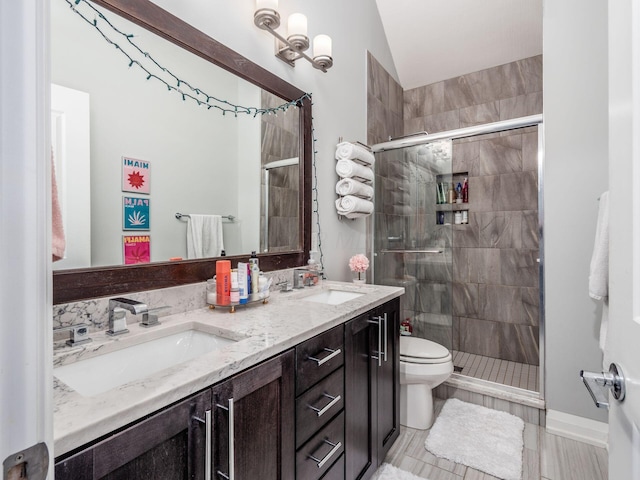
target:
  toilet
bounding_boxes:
[400,336,453,430]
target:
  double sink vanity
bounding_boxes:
[53,281,403,480]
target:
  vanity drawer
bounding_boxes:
[296,367,344,448]
[296,411,345,480]
[319,453,344,480]
[296,324,344,394]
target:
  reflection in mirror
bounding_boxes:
[51,0,301,270]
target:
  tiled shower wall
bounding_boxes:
[367,53,542,367]
[261,90,299,252]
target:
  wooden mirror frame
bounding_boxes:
[53,0,311,304]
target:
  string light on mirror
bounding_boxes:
[64,0,311,116]
[254,0,333,72]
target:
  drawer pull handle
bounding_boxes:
[308,348,341,366]
[192,410,212,480]
[308,439,342,469]
[309,394,342,417]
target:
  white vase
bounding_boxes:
[353,278,366,285]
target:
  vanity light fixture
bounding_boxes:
[254,0,333,72]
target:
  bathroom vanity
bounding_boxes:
[53,282,402,480]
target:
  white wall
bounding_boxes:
[543,0,609,421]
[149,0,398,280]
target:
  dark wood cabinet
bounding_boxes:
[212,349,295,480]
[344,298,400,480]
[55,389,211,480]
[55,351,295,480]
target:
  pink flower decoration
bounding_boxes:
[349,254,370,273]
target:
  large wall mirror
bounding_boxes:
[52,0,311,304]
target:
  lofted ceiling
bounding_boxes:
[375,0,543,90]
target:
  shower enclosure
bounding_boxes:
[372,116,543,395]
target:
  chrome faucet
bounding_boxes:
[293,268,321,288]
[108,297,148,336]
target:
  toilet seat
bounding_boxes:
[400,336,452,364]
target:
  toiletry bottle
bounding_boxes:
[230,269,239,303]
[249,252,260,298]
[230,270,239,304]
[215,260,231,305]
[237,262,248,304]
[400,318,413,336]
[456,183,463,203]
[447,183,456,204]
[462,178,469,203]
[258,272,268,298]
[454,211,462,225]
[462,210,469,224]
[206,277,216,305]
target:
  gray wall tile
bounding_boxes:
[452,282,478,317]
[459,317,501,357]
[477,211,522,248]
[499,323,540,364]
[468,248,501,284]
[521,210,539,249]
[500,91,543,120]
[475,135,523,176]
[500,249,539,287]
[460,101,500,128]
[522,131,539,172]
[423,109,460,134]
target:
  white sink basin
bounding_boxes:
[301,289,364,305]
[54,330,236,396]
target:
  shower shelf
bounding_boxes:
[435,203,471,211]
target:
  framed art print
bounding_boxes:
[123,235,150,265]
[122,156,150,194]
[123,196,150,230]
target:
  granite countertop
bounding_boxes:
[53,281,403,457]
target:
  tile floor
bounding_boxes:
[384,400,608,480]
[452,351,540,392]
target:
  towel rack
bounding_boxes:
[175,212,236,221]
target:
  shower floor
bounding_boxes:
[452,350,540,392]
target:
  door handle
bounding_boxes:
[580,363,626,410]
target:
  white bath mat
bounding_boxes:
[372,463,430,480]
[424,398,524,480]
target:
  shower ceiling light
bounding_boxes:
[254,0,333,72]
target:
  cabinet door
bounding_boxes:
[212,350,295,480]
[344,311,377,480]
[376,298,400,462]
[55,389,211,480]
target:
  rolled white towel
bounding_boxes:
[335,141,375,166]
[335,159,374,184]
[335,195,374,219]
[335,178,374,199]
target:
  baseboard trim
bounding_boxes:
[546,409,609,448]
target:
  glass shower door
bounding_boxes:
[373,140,453,349]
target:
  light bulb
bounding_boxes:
[287,13,308,37]
[313,34,332,58]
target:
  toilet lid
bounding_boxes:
[400,336,451,363]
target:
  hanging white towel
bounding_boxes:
[335,195,374,219]
[335,141,375,166]
[51,150,66,262]
[335,178,374,199]
[186,214,224,259]
[588,191,609,364]
[335,159,374,184]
